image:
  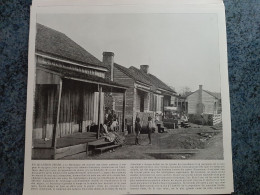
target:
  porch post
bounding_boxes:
[162,96,165,120]
[51,78,63,159]
[122,91,126,132]
[97,85,102,139]
[184,99,187,114]
[176,96,179,111]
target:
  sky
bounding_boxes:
[37,13,221,93]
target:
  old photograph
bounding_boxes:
[32,13,223,160]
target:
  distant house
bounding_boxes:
[33,24,127,158]
[102,52,176,129]
[185,85,221,115]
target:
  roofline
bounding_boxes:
[36,52,108,72]
[64,76,128,90]
[135,80,152,88]
[129,66,152,86]
[130,66,175,93]
[185,89,221,99]
[203,90,221,99]
[37,65,128,90]
[158,87,176,95]
[37,66,62,77]
[115,64,152,87]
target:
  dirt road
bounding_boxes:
[87,124,223,160]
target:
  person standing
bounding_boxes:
[135,114,141,145]
[147,115,153,145]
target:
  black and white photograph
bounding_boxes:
[31,12,224,160]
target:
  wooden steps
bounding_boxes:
[95,144,121,154]
[88,139,121,155]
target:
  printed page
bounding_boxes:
[23,0,233,194]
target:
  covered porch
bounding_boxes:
[32,66,127,159]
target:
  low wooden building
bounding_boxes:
[185,85,221,115]
[32,24,127,159]
[102,52,176,130]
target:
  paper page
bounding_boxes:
[23,0,233,194]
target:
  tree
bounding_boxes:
[180,86,191,96]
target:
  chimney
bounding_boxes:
[103,52,114,81]
[140,65,149,74]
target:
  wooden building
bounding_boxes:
[173,95,188,114]
[185,85,221,115]
[102,52,176,129]
[32,24,127,159]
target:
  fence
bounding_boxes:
[213,114,222,125]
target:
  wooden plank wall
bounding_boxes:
[36,69,60,84]
[187,91,199,114]
[202,91,217,114]
[33,84,58,139]
[33,80,103,139]
[112,67,135,125]
[187,90,219,114]
[113,67,134,87]
[149,94,157,111]
[37,56,105,79]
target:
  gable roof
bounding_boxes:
[129,66,176,94]
[185,89,221,99]
[204,90,221,99]
[114,63,151,86]
[36,23,105,68]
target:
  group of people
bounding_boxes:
[134,114,153,145]
[100,109,125,145]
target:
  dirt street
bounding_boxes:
[87,124,223,160]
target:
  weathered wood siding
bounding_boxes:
[187,91,199,114]
[33,78,103,139]
[155,94,163,112]
[36,69,60,84]
[202,91,218,114]
[149,93,157,111]
[112,66,135,125]
[33,84,58,139]
[37,55,105,78]
[113,67,135,87]
[187,90,219,114]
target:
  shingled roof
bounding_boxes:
[129,66,176,94]
[36,23,105,68]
